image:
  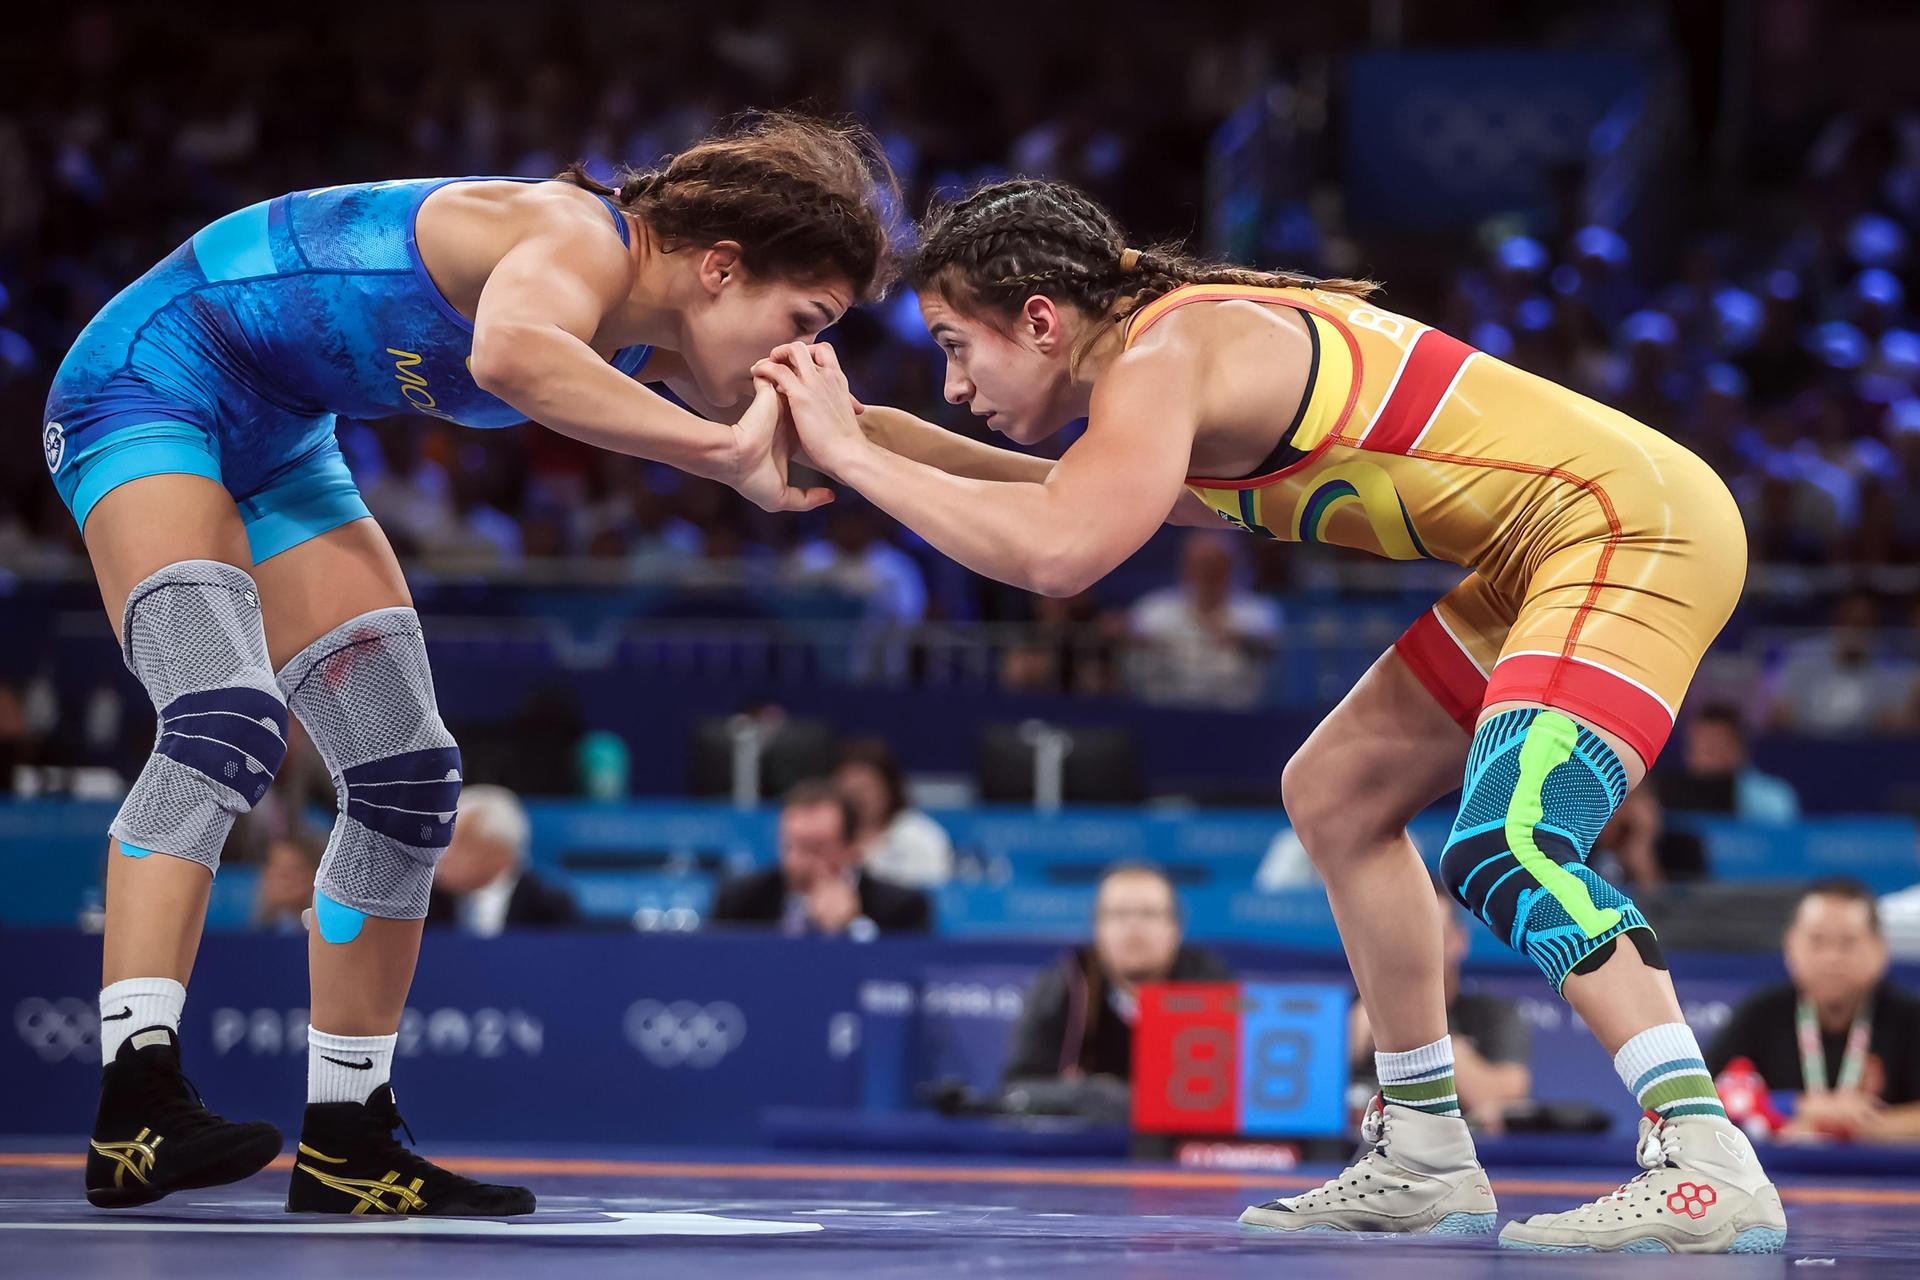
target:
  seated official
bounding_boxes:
[709,780,933,937]
[1707,879,1920,1142]
[1588,783,1708,894]
[832,737,955,888]
[1350,880,1532,1132]
[426,785,579,935]
[1003,862,1230,1086]
[252,832,324,934]
[1655,703,1800,823]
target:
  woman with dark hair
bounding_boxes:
[757,177,1782,1254]
[47,113,896,1217]
[832,737,953,887]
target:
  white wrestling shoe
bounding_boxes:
[1239,1096,1497,1236]
[1499,1112,1787,1254]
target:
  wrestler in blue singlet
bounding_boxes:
[41,178,652,562]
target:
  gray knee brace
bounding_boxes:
[110,560,289,872]
[278,607,461,942]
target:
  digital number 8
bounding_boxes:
[1168,1026,1230,1111]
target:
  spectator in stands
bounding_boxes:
[789,504,928,629]
[426,784,579,935]
[789,503,927,680]
[0,679,38,787]
[1589,784,1709,894]
[251,832,324,934]
[1003,862,1230,1088]
[1658,704,1801,823]
[832,737,954,888]
[1350,880,1532,1132]
[1707,880,1920,1142]
[1000,590,1123,697]
[357,426,453,558]
[1880,874,1920,964]
[1,8,1918,604]
[1766,592,1915,735]
[710,780,932,937]
[1125,531,1282,709]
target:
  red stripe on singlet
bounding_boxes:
[1360,328,1477,455]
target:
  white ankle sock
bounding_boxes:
[1612,1022,1728,1122]
[307,1028,397,1104]
[99,977,185,1064]
[1376,1034,1462,1117]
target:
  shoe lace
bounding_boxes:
[365,1101,491,1188]
[363,1102,420,1158]
[138,1061,229,1138]
[1291,1103,1397,1203]
[1585,1120,1681,1209]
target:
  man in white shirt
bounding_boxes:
[832,737,954,888]
[427,785,577,937]
[1126,531,1283,708]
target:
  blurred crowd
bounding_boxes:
[1,6,1918,740]
[3,8,1919,583]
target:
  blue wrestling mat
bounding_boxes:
[0,1143,1909,1277]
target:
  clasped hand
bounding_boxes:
[752,342,870,477]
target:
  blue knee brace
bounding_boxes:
[1437,707,1657,993]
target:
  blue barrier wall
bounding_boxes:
[0,929,1841,1145]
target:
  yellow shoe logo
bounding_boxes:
[91,1128,164,1189]
[296,1143,427,1215]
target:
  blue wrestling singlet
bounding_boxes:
[41,178,653,561]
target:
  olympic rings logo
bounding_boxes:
[1392,90,1590,187]
[622,1000,746,1069]
[14,997,99,1063]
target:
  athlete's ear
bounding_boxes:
[699,242,745,294]
[1020,294,1067,353]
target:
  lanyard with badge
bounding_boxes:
[1796,998,1872,1094]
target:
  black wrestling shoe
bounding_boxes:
[287,1084,534,1216]
[86,1026,283,1208]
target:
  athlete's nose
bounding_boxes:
[942,363,973,406]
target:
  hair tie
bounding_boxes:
[1118,247,1142,274]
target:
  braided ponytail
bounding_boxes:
[910,178,1375,367]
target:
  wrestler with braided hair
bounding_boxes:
[757,177,1784,1255]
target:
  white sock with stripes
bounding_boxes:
[1613,1022,1727,1121]
[1376,1034,1462,1117]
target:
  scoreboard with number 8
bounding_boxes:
[1132,982,1351,1137]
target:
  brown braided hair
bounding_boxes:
[909,178,1376,367]
[559,112,900,302]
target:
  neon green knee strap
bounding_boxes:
[1505,711,1622,939]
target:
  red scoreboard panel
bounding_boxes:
[1133,981,1350,1138]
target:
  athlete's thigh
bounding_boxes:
[233,436,413,666]
[251,517,412,668]
[1291,568,1523,828]
[84,473,253,645]
[1290,642,1476,828]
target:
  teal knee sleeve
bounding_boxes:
[1437,707,1655,993]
